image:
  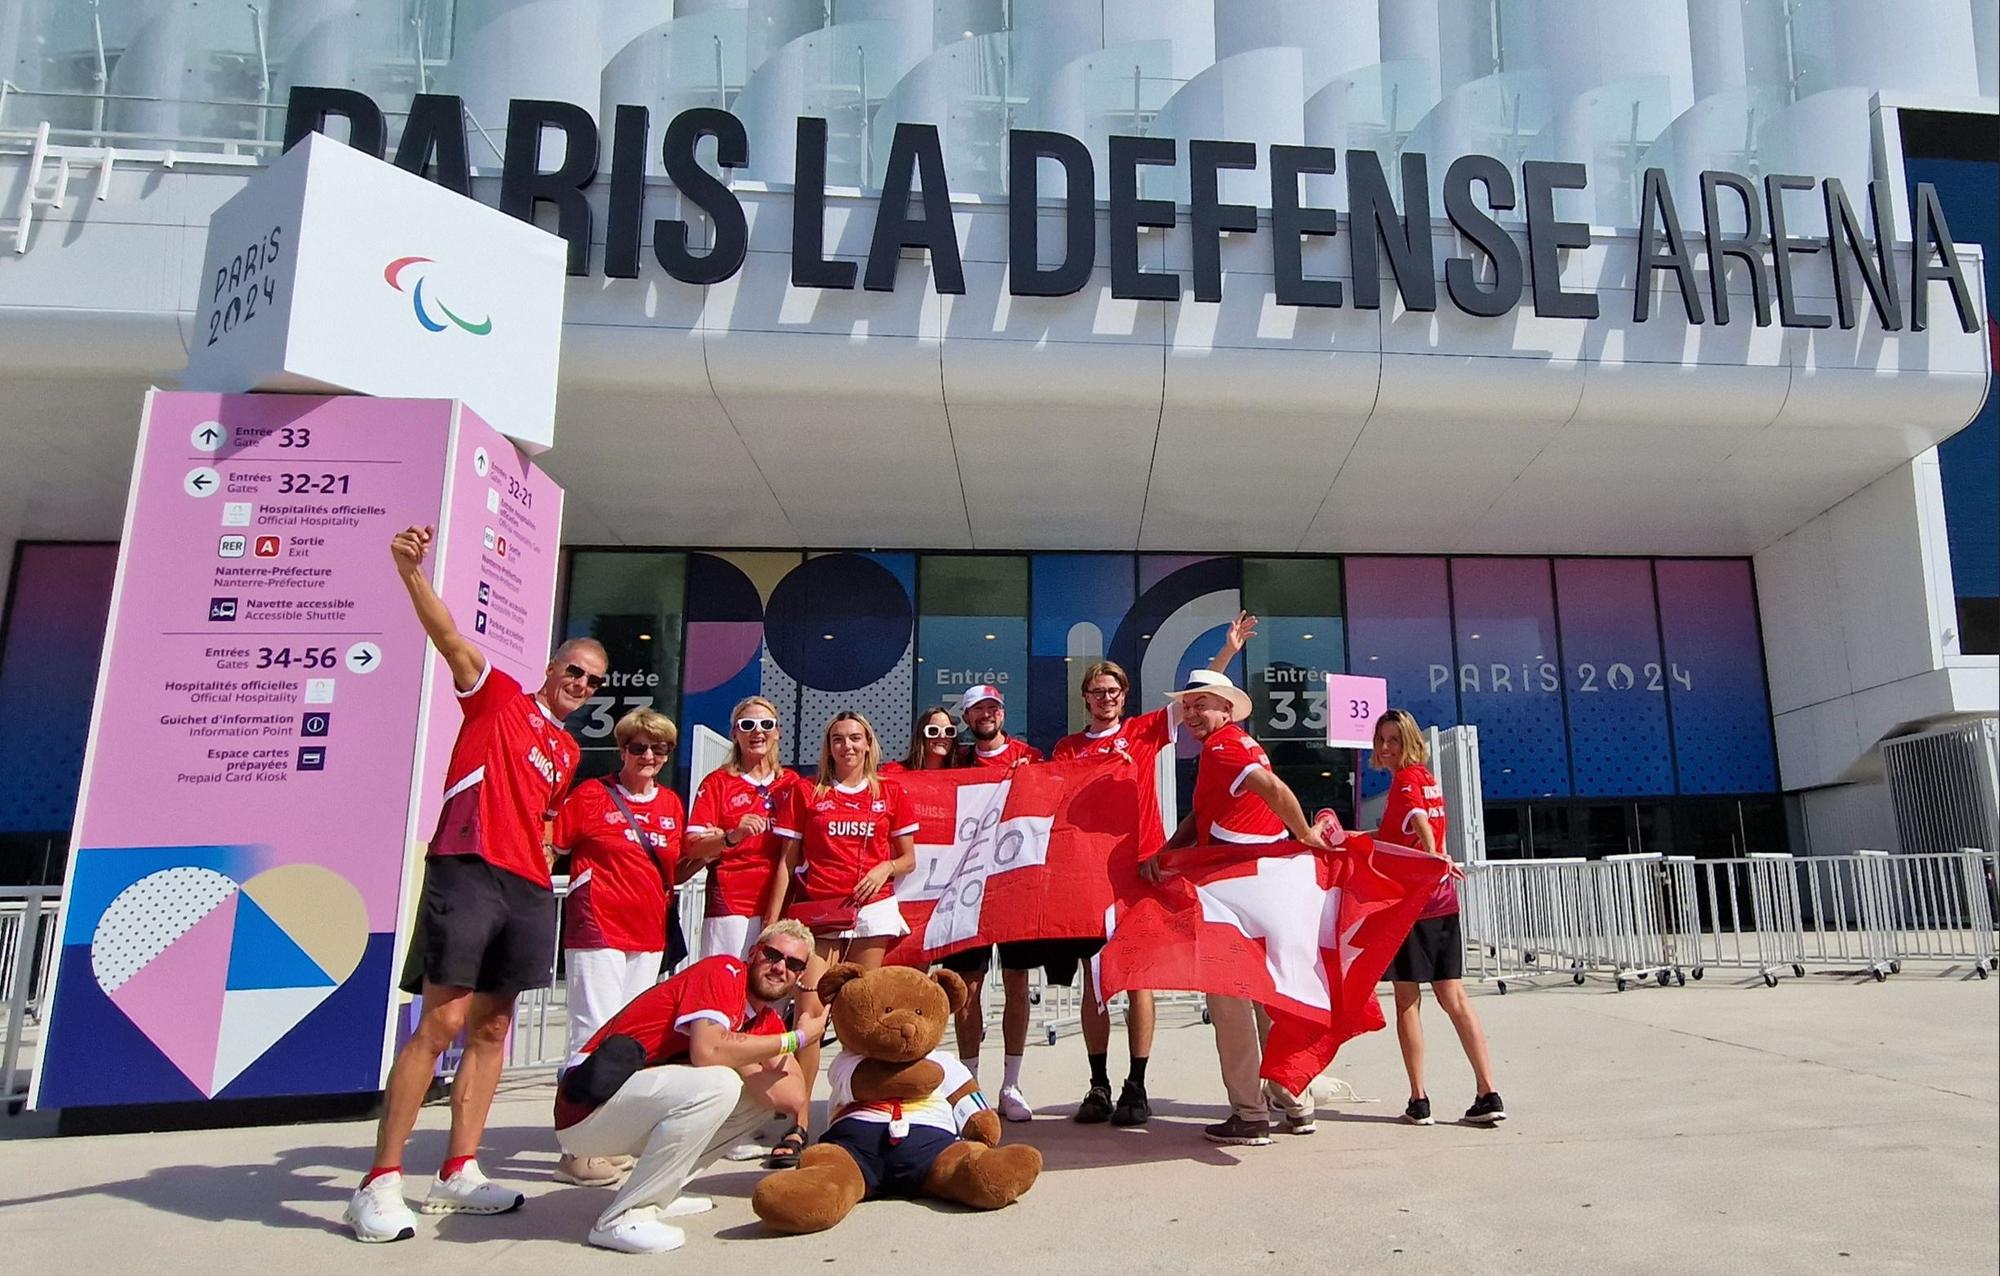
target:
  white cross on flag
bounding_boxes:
[883,756,1149,966]
[1097,834,1449,1095]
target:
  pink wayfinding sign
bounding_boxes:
[32,392,562,1108]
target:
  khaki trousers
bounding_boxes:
[1206,994,1310,1124]
[556,1064,771,1231]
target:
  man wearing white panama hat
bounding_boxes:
[1140,668,1333,1146]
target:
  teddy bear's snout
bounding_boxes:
[878,1009,932,1056]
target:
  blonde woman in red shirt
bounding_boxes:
[1372,709,1505,1127]
[767,712,919,1127]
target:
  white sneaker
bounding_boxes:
[662,1195,714,1218]
[420,1162,524,1215]
[588,1207,687,1254]
[723,1142,769,1162]
[998,1084,1034,1122]
[344,1173,417,1243]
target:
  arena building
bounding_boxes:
[0,0,1994,883]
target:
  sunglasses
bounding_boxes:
[623,741,671,757]
[563,663,607,691]
[922,724,956,739]
[754,943,809,974]
[736,717,779,733]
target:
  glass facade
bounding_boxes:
[0,538,1799,868]
[559,547,1783,856]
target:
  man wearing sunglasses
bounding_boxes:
[555,921,825,1254]
[347,525,606,1243]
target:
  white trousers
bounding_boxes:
[556,1065,772,1230]
[564,947,664,1067]
[700,914,757,961]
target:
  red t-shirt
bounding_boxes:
[960,737,1043,770]
[553,954,782,1128]
[686,768,797,918]
[773,778,918,904]
[551,779,682,952]
[1191,723,1286,844]
[1379,763,1458,919]
[428,665,579,887]
[1051,706,1176,762]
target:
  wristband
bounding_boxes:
[778,1030,801,1055]
[723,829,740,847]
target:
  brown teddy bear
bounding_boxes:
[750,963,1041,1234]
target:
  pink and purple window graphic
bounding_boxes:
[0,544,117,834]
[36,845,390,1107]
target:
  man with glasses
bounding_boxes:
[346,524,606,1243]
[1049,613,1257,1128]
[555,921,827,1254]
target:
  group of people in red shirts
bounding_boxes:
[346,526,1502,1255]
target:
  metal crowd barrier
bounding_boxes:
[1462,849,1999,993]
[1,886,63,1104]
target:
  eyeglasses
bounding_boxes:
[564,663,607,691]
[922,724,956,739]
[1083,686,1125,699]
[736,717,779,733]
[754,944,809,974]
[623,741,672,757]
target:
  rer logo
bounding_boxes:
[383,256,494,336]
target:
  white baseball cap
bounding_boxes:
[955,684,1005,714]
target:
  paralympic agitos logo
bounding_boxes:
[382,256,493,335]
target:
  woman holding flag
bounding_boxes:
[1371,709,1505,1127]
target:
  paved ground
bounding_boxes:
[2,976,1995,1274]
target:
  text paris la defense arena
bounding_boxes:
[0,0,1994,878]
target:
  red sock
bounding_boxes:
[360,1165,400,1188]
[439,1155,476,1181]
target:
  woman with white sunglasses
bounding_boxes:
[683,696,798,962]
[883,703,966,773]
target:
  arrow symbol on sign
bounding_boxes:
[354,650,373,667]
[190,473,212,490]
[198,427,220,445]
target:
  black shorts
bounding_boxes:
[397,853,557,996]
[936,938,1103,987]
[1386,912,1465,984]
[819,1121,957,1197]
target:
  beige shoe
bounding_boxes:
[555,1153,624,1187]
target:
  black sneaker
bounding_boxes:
[1202,1115,1273,1146]
[1110,1079,1152,1127]
[1074,1083,1114,1124]
[1463,1092,1507,1124]
[1402,1097,1434,1125]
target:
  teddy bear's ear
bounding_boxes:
[817,962,867,1004]
[930,967,970,1014]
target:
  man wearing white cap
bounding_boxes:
[1139,669,1332,1147]
[936,683,1045,1121]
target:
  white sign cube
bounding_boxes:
[184,132,567,452]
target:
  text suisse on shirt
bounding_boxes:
[551,780,683,951]
[773,779,918,904]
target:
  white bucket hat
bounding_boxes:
[1165,669,1252,723]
